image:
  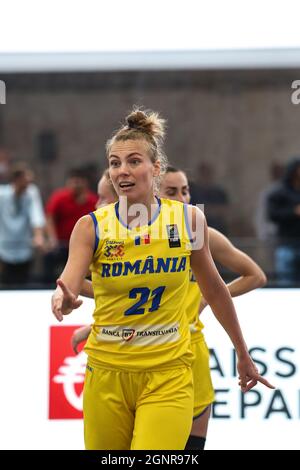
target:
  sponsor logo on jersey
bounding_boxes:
[104,240,125,260]
[101,256,187,277]
[166,224,181,248]
[122,328,136,341]
[97,323,180,346]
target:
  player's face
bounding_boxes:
[160,171,191,204]
[108,139,160,203]
[96,176,117,208]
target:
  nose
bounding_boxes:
[177,194,186,203]
[118,162,131,176]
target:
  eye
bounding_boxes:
[166,190,176,196]
[110,160,120,168]
[129,158,140,165]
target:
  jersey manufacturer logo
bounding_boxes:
[104,240,125,260]
[166,224,181,248]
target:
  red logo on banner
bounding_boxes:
[49,326,86,419]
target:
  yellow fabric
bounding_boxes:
[191,337,215,418]
[83,362,194,450]
[84,198,193,370]
[186,270,205,343]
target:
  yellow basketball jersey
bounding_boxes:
[186,271,205,343]
[84,197,194,370]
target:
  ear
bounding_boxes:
[153,160,161,177]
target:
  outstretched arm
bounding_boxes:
[51,215,95,321]
[189,206,274,392]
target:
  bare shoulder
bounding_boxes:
[185,204,207,250]
[185,204,205,230]
[70,214,95,244]
[75,214,94,229]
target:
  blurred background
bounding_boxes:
[1,1,300,289]
[0,0,300,450]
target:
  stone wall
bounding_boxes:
[1,69,300,235]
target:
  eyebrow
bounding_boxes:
[109,152,143,159]
[166,185,189,190]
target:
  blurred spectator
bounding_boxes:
[267,157,300,285]
[44,167,98,284]
[0,148,11,184]
[81,162,101,193]
[0,162,46,286]
[189,162,229,234]
[254,162,284,240]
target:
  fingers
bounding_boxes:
[71,336,79,354]
[256,375,275,389]
[239,378,257,393]
[73,299,83,310]
[52,304,63,322]
[51,292,63,322]
[56,278,72,296]
[238,373,275,392]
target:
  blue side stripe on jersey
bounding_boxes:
[184,203,194,243]
[89,212,99,253]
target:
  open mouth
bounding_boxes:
[119,182,135,189]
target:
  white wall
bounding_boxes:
[1,1,300,71]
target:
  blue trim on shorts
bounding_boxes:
[193,404,212,421]
[89,212,99,253]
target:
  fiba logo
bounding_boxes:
[49,325,86,419]
[0,80,6,104]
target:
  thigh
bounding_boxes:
[131,367,194,450]
[192,339,215,418]
[83,364,134,450]
[191,404,211,437]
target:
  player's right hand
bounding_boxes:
[51,278,83,322]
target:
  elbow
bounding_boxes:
[255,270,267,288]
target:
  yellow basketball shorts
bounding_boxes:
[191,336,215,418]
[83,361,194,450]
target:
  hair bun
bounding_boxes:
[127,111,147,130]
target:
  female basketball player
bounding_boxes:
[52,108,273,450]
[160,166,267,449]
[71,165,268,450]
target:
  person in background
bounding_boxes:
[0,148,11,184]
[189,162,229,234]
[44,167,98,284]
[96,169,118,209]
[267,157,300,285]
[254,161,284,241]
[0,162,46,286]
